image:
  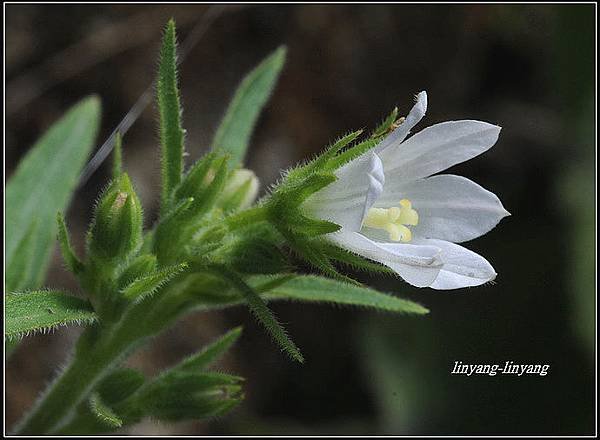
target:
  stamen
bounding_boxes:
[364,199,419,242]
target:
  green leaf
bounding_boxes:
[174,152,217,202]
[117,254,158,289]
[6,96,101,291]
[89,392,122,428]
[186,155,229,220]
[371,106,399,138]
[5,290,97,340]
[152,197,195,266]
[139,372,243,422]
[57,212,84,275]
[96,369,146,405]
[189,274,429,318]
[120,263,188,302]
[228,237,290,274]
[210,266,304,363]
[286,215,341,236]
[279,229,356,284]
[174,327,243,373]
[153,153,228,265]
[159,196,195,227]
[211,46,286,166]
[158,19,185,209]
[287,130,364,182]
[5,220,39,293]
[325,137,378,171]
[254,275,430,314]
[279,173,337,206]
[52,369,145,435]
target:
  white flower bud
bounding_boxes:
[220,169,260,211]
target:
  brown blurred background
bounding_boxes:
[5,4,595,435]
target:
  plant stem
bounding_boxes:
[15,209,259,434]
[14,293,175,435]
[15,328,127,434]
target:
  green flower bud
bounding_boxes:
[87,173,143,262]
[218,169,259,212]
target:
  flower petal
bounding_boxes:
[304,152,383,231]
[361,153,385,225]
[329,231,443,287]
[380,120,501,183]
[376,174,510,243]
[412,238,497,289]
[374,91,428,154]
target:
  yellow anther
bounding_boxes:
[401,200,419,226]
[364,199,419,242]
[363,208,389,228]
[387,207,401,222]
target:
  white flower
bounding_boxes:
[304,91,509,290]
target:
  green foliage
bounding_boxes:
[6,96,101,292]
[185,156,230,220]
[189,275,429,316]
[325,137,378,171]
[278,228,354,284]
[57,212,84,275]
[285,130,363,183]
[96,369,146,405]
[5,290,97,340]
[371,106,399,138]
[134,371,243,422]
[256,275,429,315]
[86,173,143,264]
[174,327,243,372]
[158,19,185,210]
[227,236,290,275]
[53,369,146,434]
[120,327,243,425]
[211,46,286,166]
[121,263,188,302]
[5,221,39,294]
[211,265,304,363]
[173,152,217,201]
[57,330,243,434]
[266,172,341,251]
[89,393,123,428]
[9,20,434,436]
[117,254,158,289]
[155,153,230,265]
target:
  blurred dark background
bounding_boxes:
[5,4,595,435]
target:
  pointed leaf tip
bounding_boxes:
[211,46,287,166]
[158,17,185,211]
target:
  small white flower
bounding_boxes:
[304,91,510,290]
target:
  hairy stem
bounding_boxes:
[14,290,181,435]
[15,328,128,434]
